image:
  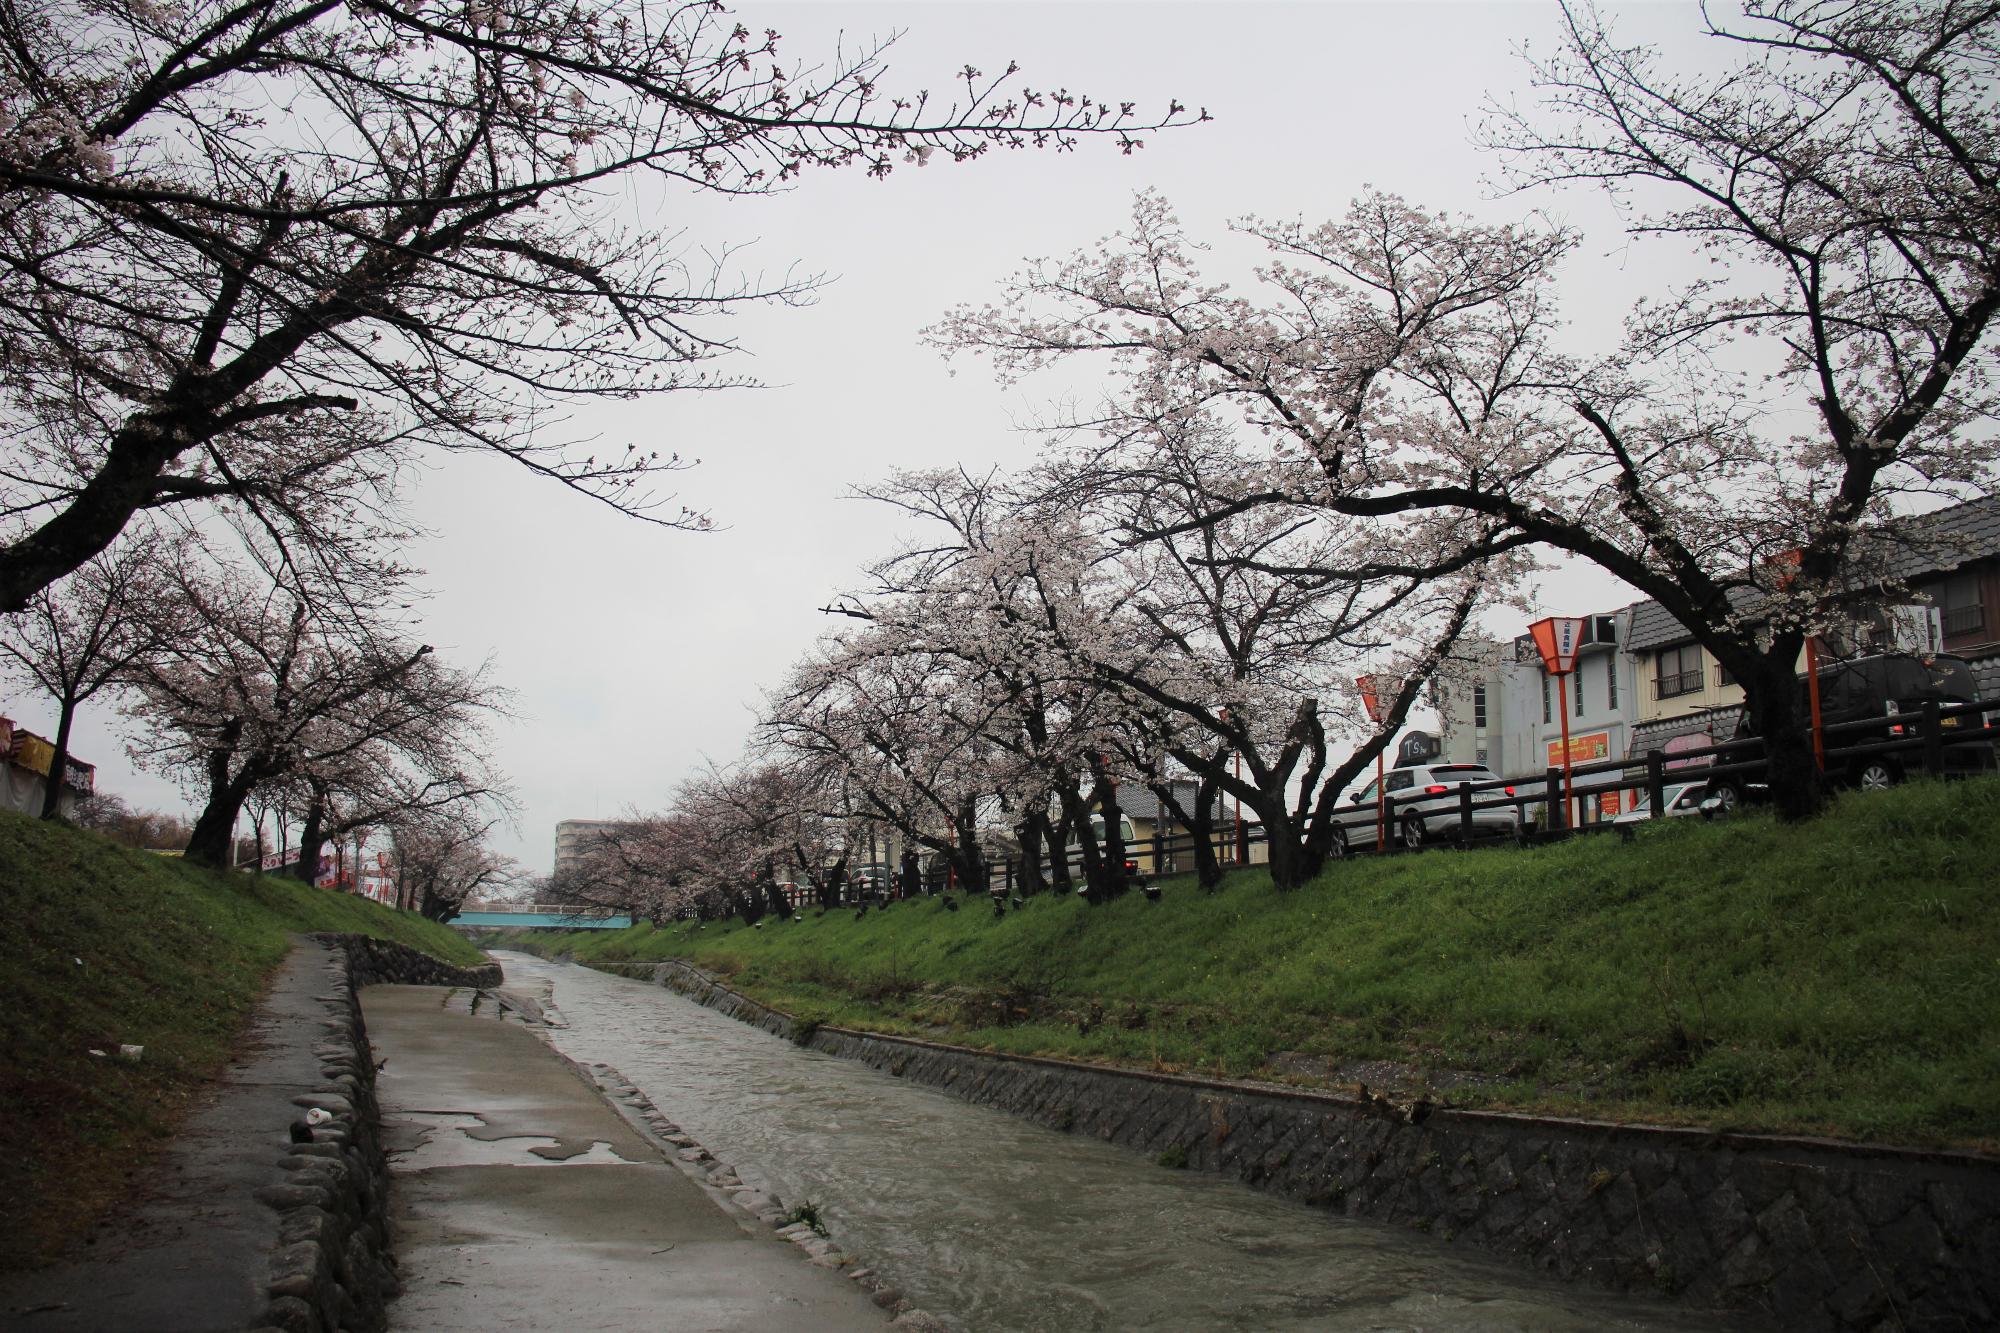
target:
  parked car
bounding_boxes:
[1712,652,1994,805]
[1063,815,1143,885]
[1610,780,1712,825]
[1334,763,1520,852]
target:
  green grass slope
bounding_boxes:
[512,776,2000,1151]
[0,810,484,1268]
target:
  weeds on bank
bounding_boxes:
[502,777,2000,1149]
[0,811,482,1269]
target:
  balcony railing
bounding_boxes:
[1653,669,1706,699]
[1942,603,1985,637]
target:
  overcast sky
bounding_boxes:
[46,1,1730,873]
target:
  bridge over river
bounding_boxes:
[451,902,632,929]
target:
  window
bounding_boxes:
[1473,685,1488,730]
[1607,660,1619,711]
[1541,673,1552,723]
[1575,660,1587,716]
[1654,644,1705,698]
[1385,770,1416,792]
[1941,572,1984,638]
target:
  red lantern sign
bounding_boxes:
[1527,616,1585,676]
[1355,675,1388,724]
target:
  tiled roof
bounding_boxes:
[1116,781,1226,825]
[1878,495,2000,583]
[1624,587,1764,652]
[1623,497,2000,652]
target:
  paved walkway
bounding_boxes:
[364,984,891,1332]
[0,945,335,1332]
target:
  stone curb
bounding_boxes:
[597,956,2000,1332]
[246,935,502,1333]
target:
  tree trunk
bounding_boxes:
[1260,807,1314,891]
[1153,780,1224,891]
[418,877,461,923]
[1044,808,1075,895]
[1013,810,1049,896]
[1079,755,1131,904]
[184,760,255,867]
[292,783,329,882]
[1740,648,1825,821]
[38,694,78,820]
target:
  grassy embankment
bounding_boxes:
[0,810,485,1269]
[509,776,2000,1152]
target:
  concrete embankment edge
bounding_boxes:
[249,935,500,1333]
[597,956,1999,1332]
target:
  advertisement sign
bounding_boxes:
[1528,617,1586,675]
[12,733,53,777]
[1599,790,1624,817]
[1547,730,1612,767]
[1661,731,1714,771]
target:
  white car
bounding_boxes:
[1610,781,1711,825]
[1335,763,1521,852]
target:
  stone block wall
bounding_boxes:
[624,959,2000,1332]
[251,936,499,1333]
[336,933,502,989]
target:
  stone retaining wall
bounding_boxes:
[614,958,2000,1332]
[251,936,498,1333]
[336,933,502,989]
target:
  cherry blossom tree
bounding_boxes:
[280,728,513,888]
[0,0,1200,612]
[935,2,2000,820]
[127,556,498,866]
[825,458,1519,894]
[387,808,513,923]
[763,625,1013,900]
[1043,435,1521,888]
[0,530,173,816]
[830,467,1150,902]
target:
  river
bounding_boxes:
[490,952,1744,1332]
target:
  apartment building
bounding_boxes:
[552,818,634,879]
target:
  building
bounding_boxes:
[1439,496,2000,791]
[552,818,635,879]
[1440,610,1640,823]
[1114,781,1264,874]
[0,714,95,818]
[1899,496,2000,697]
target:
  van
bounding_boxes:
[1715,652,1992,804]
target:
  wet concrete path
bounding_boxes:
[363,984,889,1331]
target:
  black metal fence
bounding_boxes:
[969,696,2000,894]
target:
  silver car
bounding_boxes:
[1336,763,1520,852]
[1611,780,1711,825]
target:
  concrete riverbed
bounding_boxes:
[490,951,1743,1332]
[363,983,892,1331]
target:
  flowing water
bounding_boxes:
[490,952,1744,1333]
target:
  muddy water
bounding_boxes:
[491,953,1741,1333]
